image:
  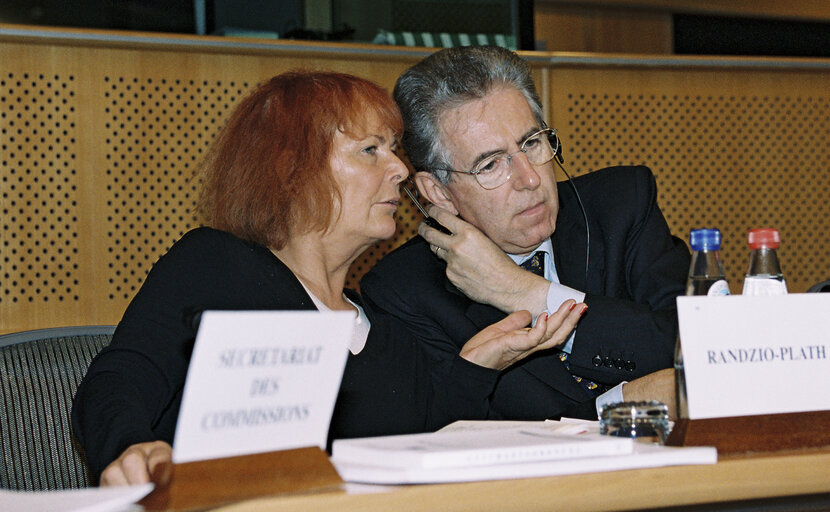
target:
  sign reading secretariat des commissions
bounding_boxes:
[172,310,352,464]
[677,294,830,420]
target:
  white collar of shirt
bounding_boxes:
[298,282,370,355]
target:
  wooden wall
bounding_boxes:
[534,0,830,54]
[1,25,828,333]
[534,3,673,54]
[536,58,830,297]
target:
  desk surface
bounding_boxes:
[213,447,830,512]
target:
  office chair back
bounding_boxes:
[807,280,830,293]
[0,326,115,490]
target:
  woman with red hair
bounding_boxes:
[72,71,585,486]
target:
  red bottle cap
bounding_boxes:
[747,228,780,249]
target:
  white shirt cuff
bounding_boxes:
[595,382,626,419]
[545,283,585,354]
[546,282,586,310]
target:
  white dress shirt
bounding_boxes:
[300,283,370,355]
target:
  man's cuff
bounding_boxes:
[594,382,627,419]
[546,282,585,309]
[543,283,585,353]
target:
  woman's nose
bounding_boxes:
[389,154,409,183]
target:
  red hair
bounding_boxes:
[196,71,403,249]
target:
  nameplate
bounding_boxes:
[677,294,830,420]
[172,310,353,463]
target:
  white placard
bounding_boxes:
[172,310,353,463]
[677,294,830,420]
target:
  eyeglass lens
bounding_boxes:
[474,129,558,189]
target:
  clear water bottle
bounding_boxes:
[742,228,788,295]
[675,228,730,419]
[685,228,731,297]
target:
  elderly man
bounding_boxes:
[361,46,688,420]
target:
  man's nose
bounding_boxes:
[510,152,541,190]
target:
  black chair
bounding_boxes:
[0,325,115,490]
[807,280,830,293]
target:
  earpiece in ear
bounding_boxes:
[546,129,565,164]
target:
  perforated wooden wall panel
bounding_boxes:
[547,66,830,295]
[1,30,828,334]
[0,35,418,333]
[102,76,249,301]
[1,71,80,307]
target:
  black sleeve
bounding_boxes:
[567,166,689,382]
[72,228,282,479]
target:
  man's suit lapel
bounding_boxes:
[552,188,605,293]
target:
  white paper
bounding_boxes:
[173,310,352,463]
[332,421,716,484]
[439,419,593,435]
[0,484,152,512]
[677,294,830,419]
[333,422,632,469]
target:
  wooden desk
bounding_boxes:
[213,447,830,511]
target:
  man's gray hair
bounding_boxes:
[394,46,544,183]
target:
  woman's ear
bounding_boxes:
[414,172,459,215]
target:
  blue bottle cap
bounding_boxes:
[689,228,722,251]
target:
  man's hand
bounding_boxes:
[99,440,172,487]
[419,204,550,316]
[460,299,586,370]
[622,368,677,419]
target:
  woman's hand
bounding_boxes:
[420,205,549,317]
[460,299,586,370]
[99,441,172,487]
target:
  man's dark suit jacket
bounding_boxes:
[361,165,690,420]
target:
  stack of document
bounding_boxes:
[332,420,717,484]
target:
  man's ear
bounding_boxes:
[414,172,459,215]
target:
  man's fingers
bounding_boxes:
[418,205,456,241]
[425,204,460,230]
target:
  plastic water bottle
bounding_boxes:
[742,228,788,295]
[685,228,731,297]
[675,228,730,419]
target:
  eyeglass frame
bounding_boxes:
[435,127,562,190]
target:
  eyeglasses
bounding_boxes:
[441,128,561,190]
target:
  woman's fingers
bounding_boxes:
[540,300,587,347]
[147,442,174,486]
[459,300,587,371]
[99,441,172,487]
[100,460,131,486]
[100,446,149,486]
